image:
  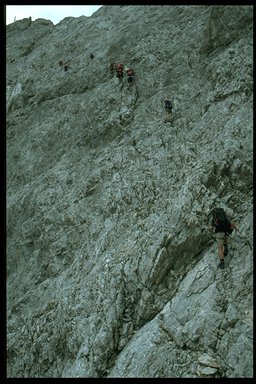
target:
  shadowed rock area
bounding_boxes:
[7,5,253,378]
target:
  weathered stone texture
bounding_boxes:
[7,5,252,378]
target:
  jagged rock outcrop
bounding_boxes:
[7,5,253,378]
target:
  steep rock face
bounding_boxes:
[6,5,253,378]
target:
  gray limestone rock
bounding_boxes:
[7,5,253,378]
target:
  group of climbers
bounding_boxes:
[109,62,135,86]
[59,52,94,72]
[58,57,171,121]
[111,64,173,118]
[56,57,244,271]
[109,62,173,121]
[59,59,69,72]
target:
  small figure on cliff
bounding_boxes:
[208,208,238,269]
[90,53,94,59]
[163,98,173,123]
[126,67,135,86]
[116,63,124,81]
[59,59,69,71]
[109,62,117,77]
[63,63,69,72]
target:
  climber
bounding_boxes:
[208,207,238,269]
[164,97,173,123]
[116,63,124,81]
[109,62,117,77]
[63,62,69,72]
[126,67,135,86]
[90,53,94,59]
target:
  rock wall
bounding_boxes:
[6,5,253,378]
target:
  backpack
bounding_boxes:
[165,100,172,110]
[212,208,233,234]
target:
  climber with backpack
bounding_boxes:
[59,60,70,72]
[116,63,124,81]
[109,62,117,77]
[164,97,173,123]
[125,67,135,86]
[208,207,238,269]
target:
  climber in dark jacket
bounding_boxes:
[208,207,238,269]
[63,63,69,72]
[164,97,173,123]
[126,67,135,86]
